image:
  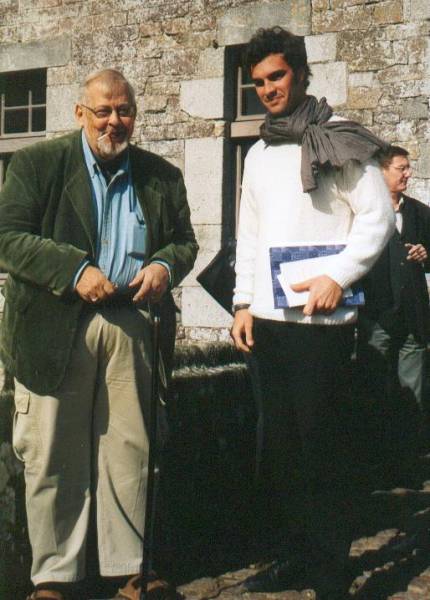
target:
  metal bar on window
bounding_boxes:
[237,65,243,119]
[0,94,4,137]
[28,89,32,133]
[235,144,242,237]
[3,103,46,110]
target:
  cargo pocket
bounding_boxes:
[12,382,31,463]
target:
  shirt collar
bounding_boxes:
[81,129,129,180]
[396,196,405,212]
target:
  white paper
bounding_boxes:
[277,256,352,307]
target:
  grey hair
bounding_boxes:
[79,68,136,107]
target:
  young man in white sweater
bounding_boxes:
[230,27,395,598]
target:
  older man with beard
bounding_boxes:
[0,69,197,600]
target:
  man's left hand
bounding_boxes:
[290,275,343,316]
[405,243,428,264]
[129,263,169,303]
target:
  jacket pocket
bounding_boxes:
[12,382,31,463]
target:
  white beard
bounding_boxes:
[96,135,129,160]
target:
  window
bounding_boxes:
[0,69,47,155]
[225,46,265,236]
[0,69,46,281]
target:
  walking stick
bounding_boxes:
[140,302,161,600]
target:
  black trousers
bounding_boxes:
[250,319,355,565]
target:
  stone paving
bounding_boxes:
[171,464,430,600]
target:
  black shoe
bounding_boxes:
[241,558,305,593]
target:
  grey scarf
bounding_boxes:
[260,95,388,193]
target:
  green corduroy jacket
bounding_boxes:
[0,130,198,394]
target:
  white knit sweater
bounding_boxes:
[233,137,395,325]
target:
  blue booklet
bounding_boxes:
[269,244,365,309]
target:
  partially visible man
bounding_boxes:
[357,145,430,459]
[230,27,395,598]
[0,69,197,600]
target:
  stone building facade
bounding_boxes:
[0,0,429,342]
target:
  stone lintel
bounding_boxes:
[0,37,71,72]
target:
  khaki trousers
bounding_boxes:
[13,306,153,584]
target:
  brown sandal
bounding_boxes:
[115,573,181,600]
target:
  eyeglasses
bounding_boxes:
[391,165,412,174]
[80,104,136,119]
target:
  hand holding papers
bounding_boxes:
[270,244,364,309]
[278,256,353,308]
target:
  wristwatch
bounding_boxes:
[232,303,250,315]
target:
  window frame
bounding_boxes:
[226,45,265,236]
[0,68,47,155]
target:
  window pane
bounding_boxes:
[1,69,47,106]
[32,107,46,132]
[241,88,265,116]
[4,74,29,106]
[242,67,253,85]
[4,109,29,134]
[27,70,47,104]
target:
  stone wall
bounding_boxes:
[0,0,429,340]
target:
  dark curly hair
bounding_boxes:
[244,26,312,89]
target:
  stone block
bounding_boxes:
[180,78,224,119]
[162,17,191,36]
[141,95,168,113]
[185,137,224,225]
[378,63,424,84]
[401,98,428,120]
[337,31,395,71]
[161,49,198,76]
[46,84,79,132]
[337,109,373,126]
[308,62,347,106]
[416,143,430,179]
[312,0,330,9]
[305,33,337,63]
[410,0,430,20]
[0,36,71,72]
[19,0,60,7]
[217,0,311,46]
[407,36,428,65]
[47,65,78,86]
[313,5,373,33]
[373,110,400,124]
[348,87,382,110]
[181,286,232,328]
[142,120,214,142]
[139,139,184,159]
[183,325,231,344]
[145,80,181,97]
[372,0,403,25]
[181,224,222,287]
[384,22,430,41]
[408,178,430,203]
[395,120,415,142]
[349,72,375,88]
[0,26,18,44]
[196,47,225,79]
